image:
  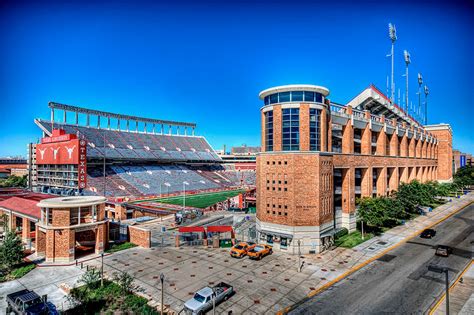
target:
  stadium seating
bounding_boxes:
[36,120,221,162]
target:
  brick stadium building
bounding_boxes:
[256,84,455,254]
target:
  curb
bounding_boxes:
[428,259,474,315]
[278,198,474,314]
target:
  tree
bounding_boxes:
[79,268,101,291]
[0,213,9,232]
[0,175,27,188]
[0,232,24,272]
[113,271,135,295]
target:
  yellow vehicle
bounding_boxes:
[229,242,256,258]
[247,244,273,260]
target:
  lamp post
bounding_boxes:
[160,273,165,315]
[404,50,411,114]
[212,287,216,315]
[182,181,189,210]
[424,85,429,125]
[417,73,423,123]
[101,253,104,287]
[388,23,397,104]
[428,265,449,315]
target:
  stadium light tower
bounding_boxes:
[424,85,429,124]
[388,23,397,104]
[417,73,423,123]
[404,50,411,114]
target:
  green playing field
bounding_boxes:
[142,189,246,209]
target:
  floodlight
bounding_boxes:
[418,73,423,85]
[404,50,411,64]
[389,23,397,42]
[424,85,429,96]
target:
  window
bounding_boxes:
[279,92,290,102]
[291,91,303,102]
[309,108,321,151]
[282,108,300,150]
[304,91,315,102]
[265,111,274,151]
[270,93,279,104]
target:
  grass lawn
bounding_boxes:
[0,262,36,282]
[335,231,374,248]
[145,189,246,209]
[65,280,158,314]
[106,242,137,254]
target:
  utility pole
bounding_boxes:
[101,253,104,287]
[160,273,165,315]
[388,23,397,104]
[428,265,449,315]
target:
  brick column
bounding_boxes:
[376,167,387,196]
[360,167,373,197]
[320,108,327,152]
[21,217,31,248]
[95,224,107,254]
[341,167,356,232]
[399,167,408,183]
[10,213,17,232]
[327,113,332,152]
[415,138,422,158]
[361,111,371,155]
[408,133,416,157]
[421,137,427,158]
[300,104,310,151]
[273,105,282,151]
[388,167,399,192]
[342,120,354,154]
[376,125,387,155]
[35,226,46,257]
[390,132,399,156]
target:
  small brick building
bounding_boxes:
[36,196,108,263]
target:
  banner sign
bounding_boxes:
[78,139,87,189]
[460,155,466,167]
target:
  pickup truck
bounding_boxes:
[183,282,233,314]
[6,289,58,315]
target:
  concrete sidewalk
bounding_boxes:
[433,261,474,315]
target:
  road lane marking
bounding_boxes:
[279,199,474,314]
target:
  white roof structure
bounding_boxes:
[259,84,330,99]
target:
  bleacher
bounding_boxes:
[84,164,250,197]
[36,119,221,162]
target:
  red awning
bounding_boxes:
[179,226,205,233]
[206,226,233,233]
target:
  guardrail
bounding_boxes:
[370,114,383,124]
[352,109,367,120]
[330,103,349,117]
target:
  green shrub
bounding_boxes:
[335,228,348,238]
[106,242,137,253]
[10,263,35,279]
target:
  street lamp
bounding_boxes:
[424,85,430,125]
[101,253,104,287]
[182,181,189,210]
[428,265,449,315]
[388,23,397,104]
[404,50,411,114]
[160,273,165,315]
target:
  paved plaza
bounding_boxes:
[1,192,472,314]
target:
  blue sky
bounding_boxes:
[1,0,472,157]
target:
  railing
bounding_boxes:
[352,109,367,120]
[330,103,349,117]
[370,114,383,124]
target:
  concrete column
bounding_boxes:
[341,167,356,232]
[300,104,310,151]
[107,117,111,130]
[360,167,373,197]
[376,167,387,196]
[390,132,399,156]
[320,108,327,152]
[388,167,399,192]
[75,112,78,125]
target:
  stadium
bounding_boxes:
[27,102,257,221]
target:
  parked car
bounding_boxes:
[247,244,273,260]
[229,242,256,258]
[420,228,437,239]
[435,245,453,257]
[6,289,58,315]
[183,282,234,315]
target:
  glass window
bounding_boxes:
[304,91,315,102]
[279,92,291,102]
[310,108,321,151]
[315,93,323,103]
[291,91,303,102]
[265,111,273,151]
[282,108,299,150]
[270,93,278,104]
[264,96,270,105]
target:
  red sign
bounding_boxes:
[36,139,82,164]
[78,139,87,189]
[41,129,77,144]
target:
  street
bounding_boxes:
[290,203,474,315]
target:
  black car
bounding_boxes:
[435,245,453,257]
[420,228,436,239]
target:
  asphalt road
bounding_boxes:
[290,204,474,315]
